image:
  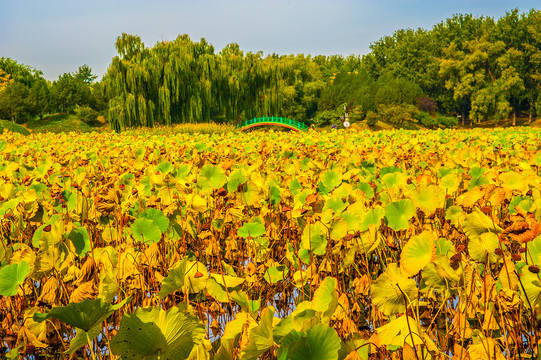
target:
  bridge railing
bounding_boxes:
[238,117,308,131]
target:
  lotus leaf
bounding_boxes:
[240,307,275,360]
[301,222,328,255]
[400,231,436,276]
[0,261,30,296]
[198,164,227,192]
[277,324,342,360]
[68,227,91,257]
[376,315,423,347]
[320,169,342,191]
[34,297,130,354]
[468,232,500,264]
[110,305,206,359]
[131,217,162,244]
[238,220,266,239]
[385,199,416,231]
[371,263,417,316]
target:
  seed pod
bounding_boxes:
[528,265,540,274]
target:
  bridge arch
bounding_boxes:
[237,117,308,132]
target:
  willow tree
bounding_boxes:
[104,34,286,131]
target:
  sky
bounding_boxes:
[1,0,539,81]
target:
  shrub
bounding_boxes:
[365,111,380,127]
[75,106,99,124]
[417,111,438,127]
[436,114,458,128]
[378,104,419,125]
[312,109,341,126]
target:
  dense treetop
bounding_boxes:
[1,9,540,130]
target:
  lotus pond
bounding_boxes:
[1,127,541,359]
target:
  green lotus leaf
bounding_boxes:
[310,277,338,316]
[238,220,266,239]
[468,176,489,190]
[301,222,328,255]
[130,217,162,244]
[158,258,187,299]
[273,309,318,339]
[110,305,206,360]
[509,195,534,215]
[468,232,500,264]
[358,182,374,198]
[400,230,436,276]
[227,169,248,193]
[68,227,91,257]
[230,291,260,314]
[382,172,407,189]
[384,199,416,231]
[371,263,417,316]
[440,173,460,194]
[322,197,348,215]
[264,265,288,284]
[156,161,173,174]
[34,297,130,354]
[359,206,385,231]
[320,169,342,191]
[198,163,227,192]
[445,205,463,224]
[469,166,488,179]
[277,324,342,360]
[140,208,169,233]
[435,237,455,257]
[379,166,402,177]
[0,261,30,296]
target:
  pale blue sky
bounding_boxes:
[1,0,538,81]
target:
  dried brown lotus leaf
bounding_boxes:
[144,243,161,268]
[38,276,60,306]
[75,257,96,285]
[69,280,97,303]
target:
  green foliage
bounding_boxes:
[51,72,91,113]
[378,104,419,125]
[435,114,458,128]
[0,119,30,135]
[416,111,437,127]
[312,109,341,126]
[0,82,35,123]
[364,111,379,127]
[24,113,97,133]
[74,105,98,124]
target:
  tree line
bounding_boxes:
[1,8,540,130]
[0,59,107,124]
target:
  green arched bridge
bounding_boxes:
[238,117,308,132]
